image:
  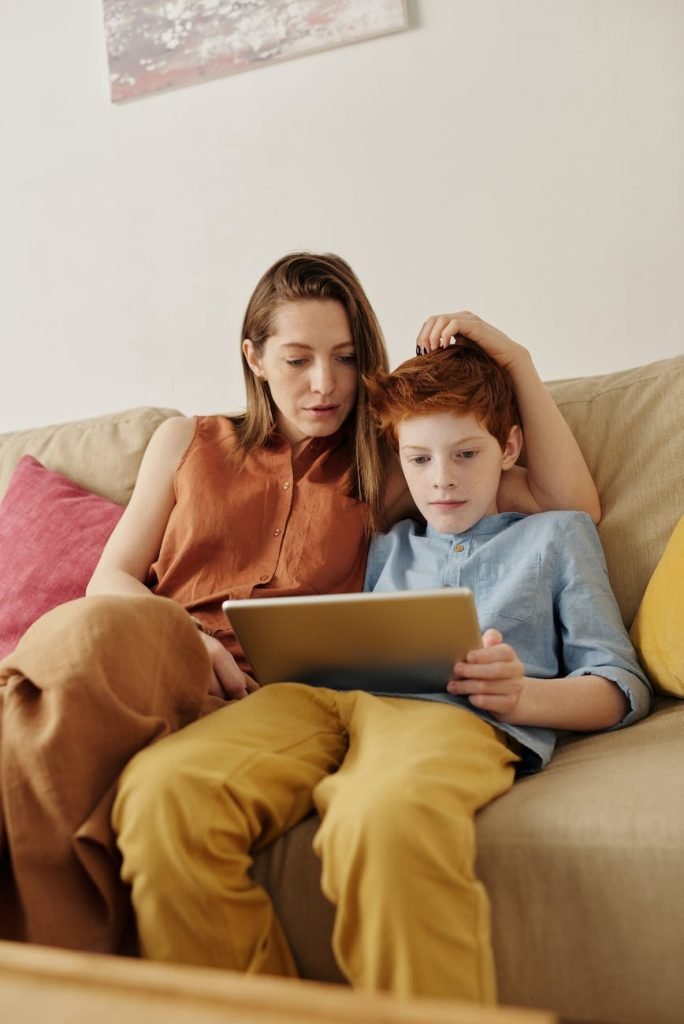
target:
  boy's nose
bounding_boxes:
[432,474,457,490]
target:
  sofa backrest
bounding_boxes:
[546,353,684,628]
[0,407,180,507]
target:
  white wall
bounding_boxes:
[1,0,682,432]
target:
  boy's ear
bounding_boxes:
[501,425,523,469]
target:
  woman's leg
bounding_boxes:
[312,695,519,1003]
[113,683,347,974]
[0,594,214,950]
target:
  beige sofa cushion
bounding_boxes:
[476,701,684,1024]
[546,354,684,627]
[0,407,180,506]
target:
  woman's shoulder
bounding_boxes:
[175,413,245,453]
[148,415,242,474]
[146,415,197,463]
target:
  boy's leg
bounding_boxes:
[113,683,347,974]
[0,595,215,950]
[312,694,519,1003]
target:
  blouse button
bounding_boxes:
[259,574,268,582]
[273,528,282,537]
[454,543,465,552]
[282,481,290,490]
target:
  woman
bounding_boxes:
[0,252,598,953]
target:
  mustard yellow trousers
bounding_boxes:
[114,683,518,1002]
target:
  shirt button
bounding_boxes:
[282,481,290,490]
[454,543,465,552]
[273,528,281,537]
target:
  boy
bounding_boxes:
[363,340,651,775]
[113,342,651,1005]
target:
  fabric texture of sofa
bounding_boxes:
[0,356,682,1024]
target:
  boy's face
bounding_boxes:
[397,411,521,534]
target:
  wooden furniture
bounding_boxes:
[0,941,555,1024]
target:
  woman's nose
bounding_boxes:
[310,363,334,394]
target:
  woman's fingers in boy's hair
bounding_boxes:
[416,313,477,353]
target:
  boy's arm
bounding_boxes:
[449,632,629,731]
[449,515,653,732]
[416,313,601,521]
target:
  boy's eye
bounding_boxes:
[459,450,477,460]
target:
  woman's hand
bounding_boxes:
[200,633,259,700]
[416,312,530,373]
[447,628,525,721]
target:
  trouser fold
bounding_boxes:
[0,594,215,951]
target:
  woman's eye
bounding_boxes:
[412,455,430,465]
[286,358,307,367]
[337,354,357,365]
[459,450,477,460]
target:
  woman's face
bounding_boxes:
[243,300,358,445]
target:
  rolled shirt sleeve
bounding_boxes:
[553,513,654,728]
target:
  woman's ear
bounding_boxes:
[501,425,523,469]
[242,339,265,380]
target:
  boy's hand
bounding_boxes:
[200,633,259,700]
[447,628,525,721]
[416,312,529,373]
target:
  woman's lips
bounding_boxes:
[307,405,339,416]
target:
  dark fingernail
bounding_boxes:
[416,345,421,355]
[423,346,428,355]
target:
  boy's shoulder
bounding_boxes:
[519,508,597,534]
[499,509,601,557]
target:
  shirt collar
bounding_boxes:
[425,511,527,543]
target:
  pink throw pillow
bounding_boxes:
[0,455,124,658]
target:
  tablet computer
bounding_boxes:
[222,588,481,693]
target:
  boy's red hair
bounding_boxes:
[364,338,521,450]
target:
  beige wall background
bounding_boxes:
[1,0,682,432]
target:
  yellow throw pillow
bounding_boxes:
[630,516,684,697]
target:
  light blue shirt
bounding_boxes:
[364,511,653,774]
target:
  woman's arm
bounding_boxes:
[87,415,196,598]
[416,313,601,521]
[87,415,253,700]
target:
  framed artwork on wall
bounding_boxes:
[102,0,408,103]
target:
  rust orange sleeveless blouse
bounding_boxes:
[148,416,369,671]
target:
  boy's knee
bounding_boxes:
[115,736,184,830]
[114,738,204,870]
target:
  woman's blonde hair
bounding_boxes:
[232,252,390,530]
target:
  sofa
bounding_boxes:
[0,354,682,1024]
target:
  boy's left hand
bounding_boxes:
[447,629,525,720]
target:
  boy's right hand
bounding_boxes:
[447,628,526,721]
[200,633,259,700]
